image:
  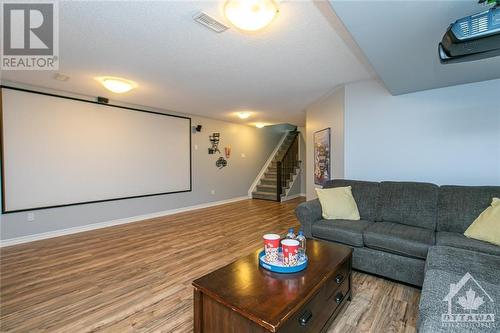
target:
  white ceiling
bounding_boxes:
[1,1,373,126]
[330,0,500,95]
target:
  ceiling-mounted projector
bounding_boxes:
[439,0,500,64]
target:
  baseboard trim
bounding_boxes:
[281,193,306,202]
[0,196,250,248]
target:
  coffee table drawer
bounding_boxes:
[325,259,350,293]
[278,276,350,333]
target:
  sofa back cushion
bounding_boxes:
[437,185,500,233]
[323,179,379,221]
[377,181,438,230]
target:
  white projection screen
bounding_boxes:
[1,87,192,213]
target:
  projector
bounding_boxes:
[439,0,500,64]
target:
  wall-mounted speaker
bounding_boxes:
[97,96,109,104]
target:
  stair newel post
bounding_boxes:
[276,161,282,202]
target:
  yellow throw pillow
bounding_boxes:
[315,186,360,220]
[464,198,500,246]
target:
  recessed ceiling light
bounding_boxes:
[96,76,137,94]
[238,112,251,119]
[53,73,70,82]
[255,123,266,128]
[224,0,279,32]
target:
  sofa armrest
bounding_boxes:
[295,199,322,238]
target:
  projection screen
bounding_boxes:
[1,87,191,213]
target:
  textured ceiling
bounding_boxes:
[1,1,373,126]
[330,0,500,95]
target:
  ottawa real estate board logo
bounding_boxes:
[441,272,496,329]
[1,1,59,70]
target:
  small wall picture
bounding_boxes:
[314,128,331,185]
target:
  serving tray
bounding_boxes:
[258,249,308,274]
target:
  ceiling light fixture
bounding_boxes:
[255,123,266,128]
[224,0,279,32]
[238,111,251,119]
[96,77,137,94]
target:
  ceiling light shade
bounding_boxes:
[238,111,251,119]
[97,77,137,93]
[224,0,279,32]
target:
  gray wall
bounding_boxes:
[0,85,284,240]
[305,87,345,200]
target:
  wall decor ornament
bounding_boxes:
[224,146,231,159]
[314,128,331,185]
[208,133,220,154]
[216,157,228,169]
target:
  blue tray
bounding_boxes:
[258,249,308,274]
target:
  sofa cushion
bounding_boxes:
[424,246,500,284]
[436,231,500,256]
[323,179,380,221]
[363,222,435,259]
[377,181,438,230]
[315,186,360,220]
[353,246,426,286]
[437,185,500,233]
[312,219,373,247]
[464,197,500,246]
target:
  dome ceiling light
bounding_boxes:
[96,77,137,94]
[224,0,279,32]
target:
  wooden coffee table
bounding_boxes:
[192,239,352,333]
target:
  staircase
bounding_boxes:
[252,131,301,201]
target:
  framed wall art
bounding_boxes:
[314,128,331,185]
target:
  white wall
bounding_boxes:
[344,79,500,185]
[305,86,345,200]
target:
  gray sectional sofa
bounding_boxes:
[295,179,500,333]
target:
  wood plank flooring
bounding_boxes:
[0,198,420,332]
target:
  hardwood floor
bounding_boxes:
[0,198,420,332]
[328,273,420,333]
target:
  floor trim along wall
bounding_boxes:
[281,193,306,202]
[0,196,250,248]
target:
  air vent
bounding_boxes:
[459,21,470,36]
[471,15,489,35]
[193,12,229,33]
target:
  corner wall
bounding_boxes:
[305,86,345,200]
[304,78,500,199]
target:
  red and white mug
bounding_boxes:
[263,234,280,263]
[281,239,300,267]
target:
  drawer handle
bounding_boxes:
[335,274,344,284]
[298,309,312,326]
[335,292,344,305]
